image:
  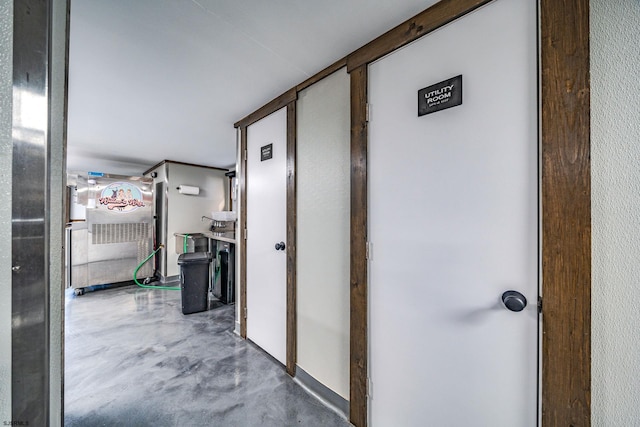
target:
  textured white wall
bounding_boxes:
[296,69,350,399]
[0,0,12,420]
[591,0,640,424]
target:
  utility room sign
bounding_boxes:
[418,75,462,116]
[261,143,273,161]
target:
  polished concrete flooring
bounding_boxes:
[64,285,351,426]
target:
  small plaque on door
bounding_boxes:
[261,144,273,161]
[418,75,463,116]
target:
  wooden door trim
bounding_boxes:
[349,65,368,427]
[239,127,248,339]
[540,0,591,424]
[234,89,297,129]
[296,58,348,93]
[346,0,493,72]
[286,101,298,376]
[238,102,298,375]
[346,0,590,426]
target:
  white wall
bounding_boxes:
[296,69,350,399]
[591,0,640,424]
[0,0,12,419]
[165,162,228,277]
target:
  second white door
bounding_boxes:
[246,107,288,364]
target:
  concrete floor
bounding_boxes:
[64,285,351,426]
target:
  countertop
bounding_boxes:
[174,231,236,245]
[202,231,236,245]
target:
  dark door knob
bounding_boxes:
[275,242,286,251]
[502,290,527,312]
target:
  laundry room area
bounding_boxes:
[65,160,234,305]
[62,161,348,426]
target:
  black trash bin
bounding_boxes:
[177,252,212,314]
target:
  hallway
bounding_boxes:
[64,286,350,426]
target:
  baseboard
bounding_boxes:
[234,320,241,336]
[294,365,349,419]
[160,274,179,284]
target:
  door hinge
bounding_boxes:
[244,306,247,319]
[366,103,371,122]
[244,149,247,161]
[367,377,373,399]
[366,242,372,260]
[244,228,248,240]
[537,296,542,314]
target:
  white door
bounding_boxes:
[368,1,538,425]
[246,107,288,364]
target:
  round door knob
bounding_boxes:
[502,290,527,312]
[275,242,285,251]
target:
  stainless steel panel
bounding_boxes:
[155,181,165,277]
[163,164,170,278]
[65,225,71,287]
[71,174,154,288]
[11,0,50,424]
[70,224,88,287]
[174,232,209,254]
[91,222,150,245]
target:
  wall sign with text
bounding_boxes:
[261,143,273,161]
[98,182,145,212]
[418,75,463,116]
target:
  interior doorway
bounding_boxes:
[245,107,289,365]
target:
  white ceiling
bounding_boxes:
[67,0,439,175]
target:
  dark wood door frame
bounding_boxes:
[540,0,591,423]
[348,0,590,426]
[349,65,368,427]
[236,93,298,376]
[285,101,298,376]
[235,0,590,425]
